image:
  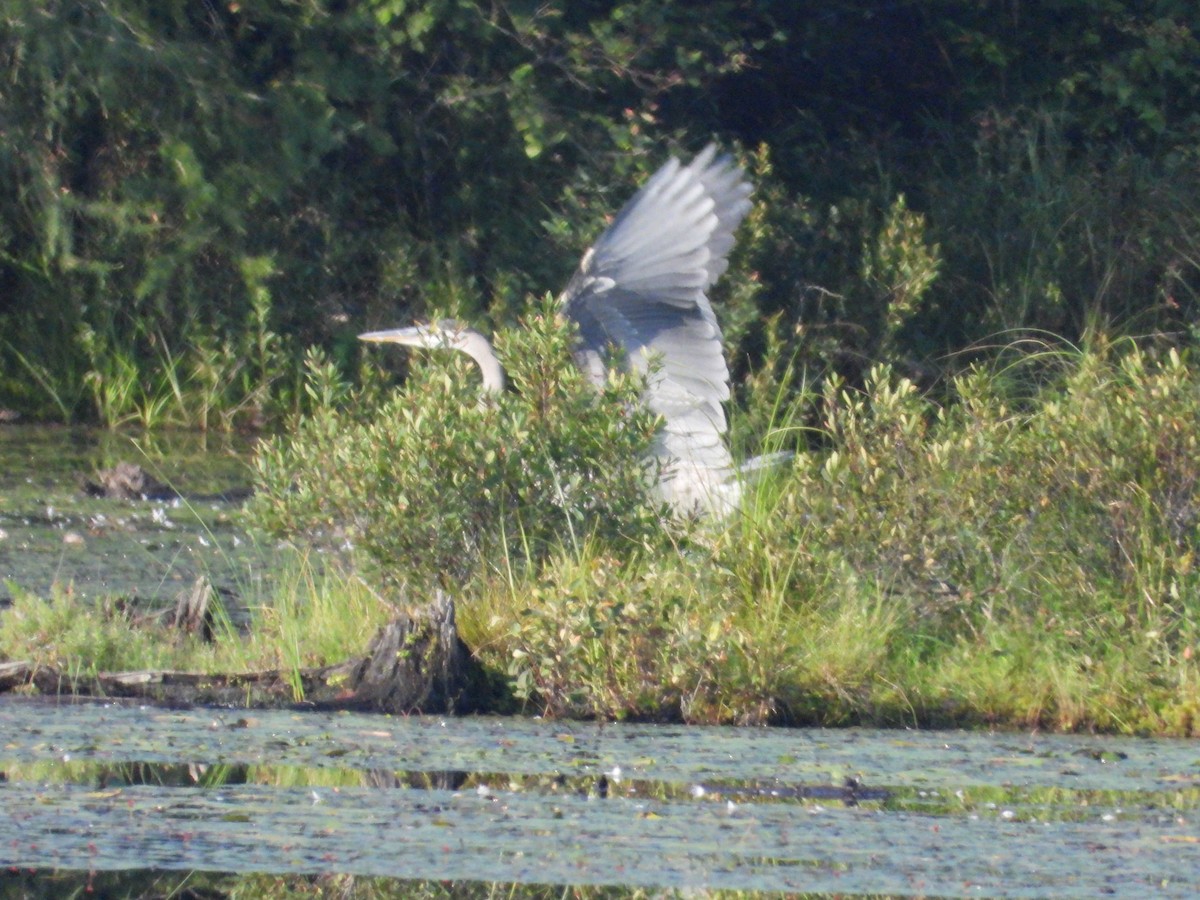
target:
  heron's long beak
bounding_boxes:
[359,326,429,347]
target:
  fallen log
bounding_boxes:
[0,658,358,708]
[0,594,484,714]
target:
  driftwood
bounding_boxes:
[0,594,482,714]
[0,659,357,707]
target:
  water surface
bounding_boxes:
[2,699,1197,896]
[0,425,261,611]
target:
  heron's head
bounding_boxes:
[358,319,478,352]
[360,318,506,393]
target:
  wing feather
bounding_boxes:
[560,145,752,514]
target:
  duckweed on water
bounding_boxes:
[4,765,1194,893]
[2,703,1198,896]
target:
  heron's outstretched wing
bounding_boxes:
[560,145,753,512]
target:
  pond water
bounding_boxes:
[0,424,263,614]
[1,698,1198,896]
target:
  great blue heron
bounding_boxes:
[360,145,758,516]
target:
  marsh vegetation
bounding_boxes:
[1,2,1198,735]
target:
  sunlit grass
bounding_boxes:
[0,583,212,674]
[0,548,391,702]
[236,551,394,680]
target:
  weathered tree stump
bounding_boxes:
[172,576,216,643]
[342,591,474,714]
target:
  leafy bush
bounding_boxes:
[788,337,1200,621]
[498,543,775,722]
[250,302,664,587]
[758,336,1199,729]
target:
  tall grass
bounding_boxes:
[64,281,288,430]
[0,547,389,703]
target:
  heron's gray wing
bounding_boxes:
[560,145,752,512]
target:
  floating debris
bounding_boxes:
[83,461,179,501]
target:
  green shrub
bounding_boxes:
[250,302,664,588]
[751,336,1200,729]
[478,334,1200,730]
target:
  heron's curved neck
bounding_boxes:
[462,336,506,394]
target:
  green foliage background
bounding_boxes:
[3,0,1199,422]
